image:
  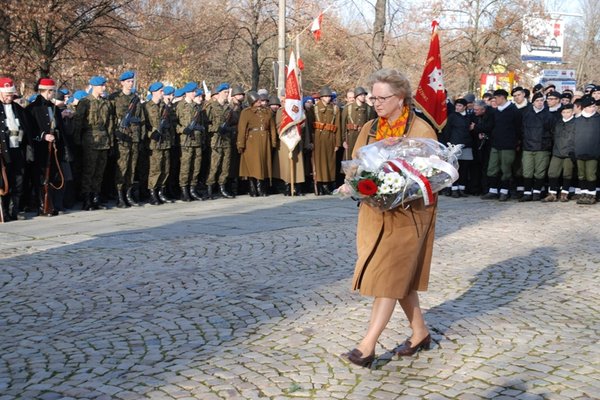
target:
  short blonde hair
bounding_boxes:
[367,68,412,107]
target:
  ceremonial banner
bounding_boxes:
[279,51,304,151]
[310,12,323,42]
[414,20,447,132]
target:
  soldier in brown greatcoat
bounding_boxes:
[310,86,342,195]
[341,86,375,161]
[237,91,277,197]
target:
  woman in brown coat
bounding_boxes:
[341,69,438,368]
[237,91,277,196]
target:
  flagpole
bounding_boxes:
[278,0,286,98]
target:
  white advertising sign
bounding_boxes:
[521,17,564,63]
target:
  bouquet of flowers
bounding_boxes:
[334,137,461,211]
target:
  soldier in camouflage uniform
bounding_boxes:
[341,86,375,161]
[144,82,173,205]
[227,85,245,196]
[205,83,235,199]
[109,71,145,208]
[176,82,206,201]
[72,76,114,210]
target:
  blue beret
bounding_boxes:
[148,82,163,92]
[89,76,107,86]
[119,71,135,81]
[183,82,198,93]
[66,97,74,105]
[302,96,314,105]
[59,88,70,95]
[174,88,186,98]
[28,94,38,103]
[215,83,230,93]
[163,86,175,96]
[195,89,204,97]
[73,90,88,101]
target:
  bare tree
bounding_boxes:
[573,0,600,85]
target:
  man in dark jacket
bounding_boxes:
[481,89,522,201]
[470,100,494,194]
[543,104,576,202]
[519,92,555,201]
[573,95,600,204]
[442,98,473,197]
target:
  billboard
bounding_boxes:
[521,17,564,63]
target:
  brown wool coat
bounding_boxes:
[237,106,277,180]
[351,112,438,299]
[311,100,342,182]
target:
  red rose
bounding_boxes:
[357,179,378,196]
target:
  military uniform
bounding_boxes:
[341,98,374,160]
[176,96,205,201]
[205,89,236,199]
[73,93,114,210]
[109,90,145,207]
[237,93,277,196]
[144,99,172,204]
[311,89,342,194]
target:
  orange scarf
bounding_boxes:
[375,105,410,141]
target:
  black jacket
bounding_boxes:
[574,113,600,160]
[441,111,474,148]
[552,117,575,158]
[522,107,555,151]
[26,95,67,164]
[490,102,522,150]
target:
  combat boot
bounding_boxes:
[256,180,268,197]
[92,193,107,210]
[480,192,499,200]
[293,184,304,196]
[206,184,215,200]
[126,187,140,207]
[158,187,174,203]
[219,184,235,199]
[230,178,239,196]
[149,189,161,205]
[321,183,332,195]
[284,183,291,196]
[248,179,257,197]
[181,186,192,202]
[190,186,203,201]
[116,189,129,208]
[81,193,92,211]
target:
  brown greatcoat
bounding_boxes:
[237,105,277,180]
[351,111,438,299]
[311,100,342,181]
[272,107,308,183]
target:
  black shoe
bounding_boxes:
[451,190,460,198]
[340,349,375,368]
[206,185,215,200]
[293,184,304,196]
[190,187,203,201]
[116,190,129,208]
[181,186,192,202]
[284,183,291,196]
[92,193,107,210]
[248,180,257,197]
[532,193,541,201]
[126,187,140,207]
[499,193,509,202]
[149,189,161,205]
[518,194,532,202]
[219,184,235,199]
[459,190,468,197]
[481,192,499,200]
[395,334,432,357]
[257,180,268,197]
[158,187,174,203]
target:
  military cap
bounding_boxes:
[319,86,334,97]
[533,83,544,92]
[511,86,525,96]
[302,96,314,105]
[231,85,245,96]
[584,83,596,92]
[463,93,475,103]
[195,89,204,97]
[215,83,230,93]
[591,85,600,94]
[354,86,367,96]
[257,88,269,96]
[89,76,107,86]
[454,98,468,106]
[182,82,198,93]
[0,77,16,93]
[546,90,561,99]
[493,89,508,98]
[38,78,56,90]
[73,90,88,101]
[148,82,163,92]
[174,88,186,98]
[269,95,281,106]
[562,103,574,110]
[259,93,269,101]
[531,92,544,102]
[163,86,175,96]
[119,71,135,81]
[246,90,260,105]
[561,92,573,100]
[580,95,595,108]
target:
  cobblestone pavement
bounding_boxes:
[1,195,599,400]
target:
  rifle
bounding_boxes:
[156,103,171,145]
[118,95,141,142]
[41,141,54,216]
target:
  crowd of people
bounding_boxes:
[441,83,600,205]
[2,71,599,223]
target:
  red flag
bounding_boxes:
[414,21,447,132]
[279,51,305,151]
[310,12,323,42]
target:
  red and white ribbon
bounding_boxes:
[382,158,436,205]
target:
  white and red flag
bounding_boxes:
[310,12,323,42]
[414,20,447,132]
[279,51,305,152]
